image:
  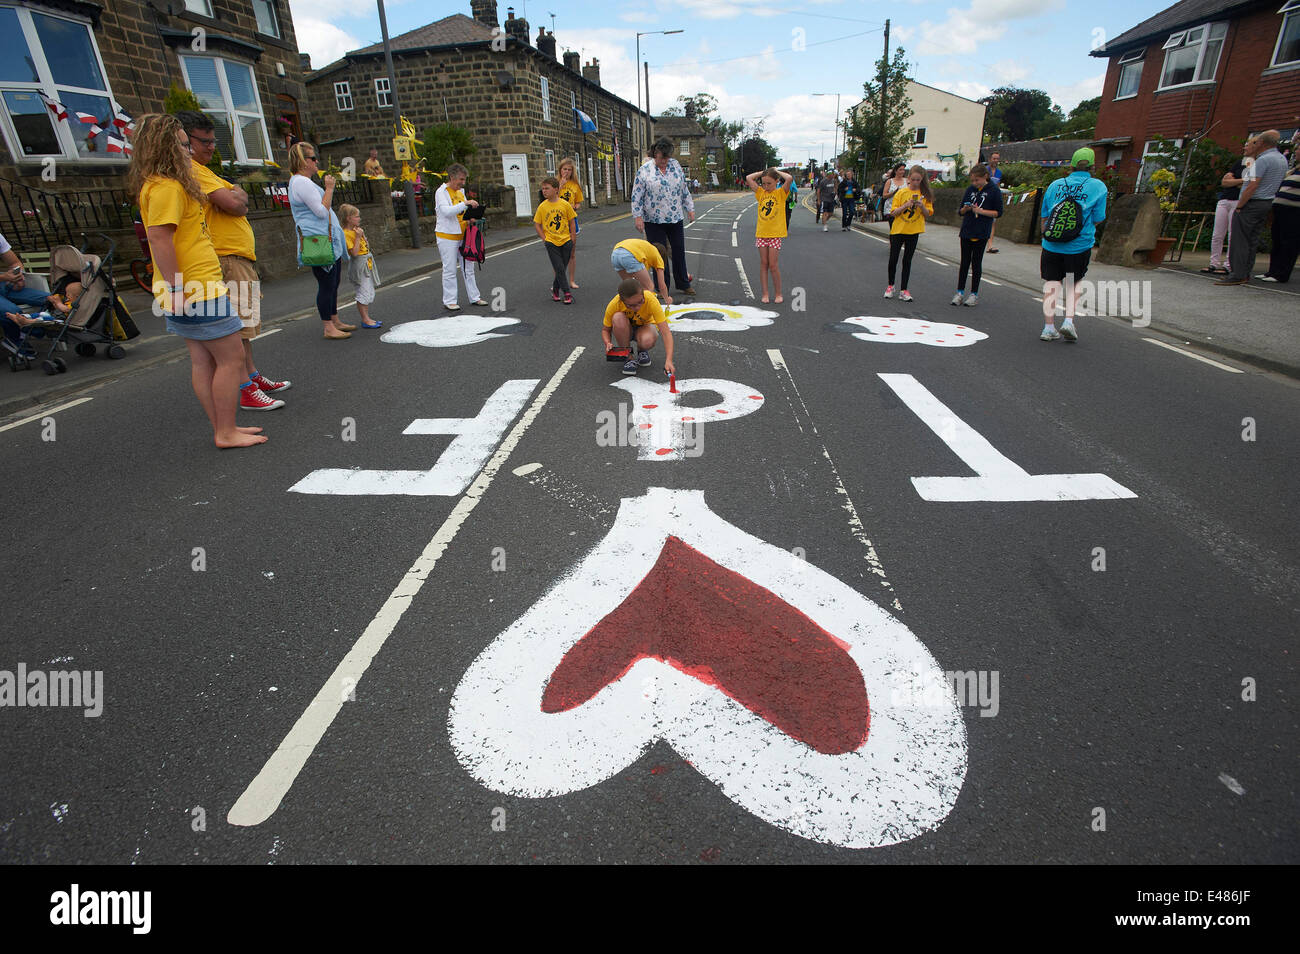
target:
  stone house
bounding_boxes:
[650,113,708,189]
[303,1,648,218]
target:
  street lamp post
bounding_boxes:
[635,29,683,162]
[812,92,842,168]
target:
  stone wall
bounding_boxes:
[923,187,1042,243]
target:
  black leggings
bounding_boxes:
[887,233,919,289]
[545,241,572,293]
[312,258,343,321]
[958,237,988,293]
[643,220,690,291]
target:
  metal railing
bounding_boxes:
[243,177,374,214]
[0,175,135,252]
[1160,210,1215,262]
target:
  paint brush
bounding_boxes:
[669,372,678,393]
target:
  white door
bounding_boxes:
[502,153,531,217]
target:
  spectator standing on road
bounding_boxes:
[632,139,696,296]
[534,176,576,304]
[434,162,486,310]
[1216,132,1287,286]
[557,157,584,289]
[1261,152,1300,283]
[178,111,289,412]
[882,164,907,201]
[340,203,383,327]
[837,169,859,231]
[817,170,839,232]
[131,113,265,448]
[288,141,352,340]
[363,147,386,179]
[1038,147,1107,343]
[1204,151,1248,274]
[746,167,793,304]
[952,163,1003,307]
[883,165,933,302]
[986,152,1004,252]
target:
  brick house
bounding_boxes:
[303,1,648,218]
[1091,0,1300,190]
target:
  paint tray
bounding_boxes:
[605,347,632,361]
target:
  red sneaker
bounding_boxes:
[251,372,291,393]
[240,385,284,410]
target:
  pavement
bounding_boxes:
[7,189,1296,423]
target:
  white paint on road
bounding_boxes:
[731,232,737,247]
[734,258,755,299]
[1142,338,1244,374]
[611,377,764,461]
[397,275,430,287]
[840,316,988,347]
[381,315,525,348]
[228,347,585,827]
[0,397,92,433]
[448,487,966,849]
[250,328,281,341]
[512,462,543,476]
[664,302,776,333]
[981,278,1003,286]
[878,373,1139,502]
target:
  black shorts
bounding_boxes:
[820,200,836,214]
[1040,249,1091,282]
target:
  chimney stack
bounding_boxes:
[562,50,580,73]
[299,52,312,73]
[471,0,499,30]
[537,27,557,59]
[582,57,601,87]
[504,7,529,44]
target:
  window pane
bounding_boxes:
[1118,61,1142,96]
[0,9,40,83]
[1162,46,1198,86]
[60,90,112,156]
[1197,38,1223,80]
[239,115,269,160]
[222,62,258,113]
[2,89,61,155]
[32,13,105,91]
[182,57,224,109]
[183,0,213,13]
[207,111,235,161]
[1277,16,1300,64]
[254,0,281,38]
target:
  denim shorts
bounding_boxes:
[165,294,242,341]
[610,247,645,273]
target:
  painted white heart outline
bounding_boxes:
[381,315,527,348]
[842,316,988,347]
[663,302,776,333]
[448,488,967,849]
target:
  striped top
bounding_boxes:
[1273,168,1300,209]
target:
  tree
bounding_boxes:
[164,82,224,174]
[421,123,476,177]
[980,87,1060,143]
[738,137,778,175]
[842,46,913,178]
[1057,96,1100,139]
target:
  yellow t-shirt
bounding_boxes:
[558,180,584,209]
[603,290,666,328]
[889,187,934,235]
[613,238,664,271]
[191,161,256,261]
[363,158,386,178]
[755,186,789,239]
[534,198,575,246]
[139,175,226,310]
[344,228,369,257]
[436,187,468,241]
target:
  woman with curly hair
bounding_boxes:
[130,113,265,448]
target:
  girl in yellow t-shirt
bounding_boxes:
[884,165,935,302]
[129,113,265,449]
[557,157,584,288]
[746,167,793,303]
[340,204,383,328]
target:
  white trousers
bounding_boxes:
[438,237,481,305]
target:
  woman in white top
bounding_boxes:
[434,163,485,310]
[287,142,353,339]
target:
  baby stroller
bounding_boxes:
[8,233,138,375]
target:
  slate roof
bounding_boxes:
[653,116,707,139]
[346,14,496,57]
[1091,0,1264,55]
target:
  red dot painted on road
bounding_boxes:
[748,395,762,400]
[642,404,658,409]
[638,423,652,429]
[716,409,729,414]
[681,416,695,421]
[655,448,674,456]
[915,331,924,335]
[956,333,965,337]
[886,332,895,336]
[922,324,930,328]
[937,339,945,343]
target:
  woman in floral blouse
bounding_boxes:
[631,138,696,296]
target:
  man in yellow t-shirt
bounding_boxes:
[602,278,675,377]
[363,147,386,179]
[610,237,672,304]
[179,112,289,410]
[533,177,577,302]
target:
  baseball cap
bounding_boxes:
[1071,147,1096,168]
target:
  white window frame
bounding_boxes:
[182,0,214,15]
[913,126,927,147]
[1273,0,1300,67]
[334,80,353,111]
[679,139,690,156]
[544,148,555,173]
[0,4,122,163]
[1137,138,1181,192]
[374,76,391,109]
[178,54,273,165]
[251,0,281,39]
[1114,49,1144,100]
[570,90,576,110]
[541,76,551,122]
[1158,21,1227,89]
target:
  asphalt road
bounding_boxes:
[1,194,1296,864]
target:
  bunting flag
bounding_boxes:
[40,93,68,123]
[74,111,99,124]
[111,104,133,131]
[86,123,103,139]
[105,133,127,154]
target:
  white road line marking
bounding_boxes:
[925,257,945,266]
[487,238,541,258]
[981,278,1003,286]
[766,349,902,611]
[397,275,429,287]
[1142,338,1244,373]
[0,397,93,433]
[734,257,754,299]
[251,328,281,341]
[512,461,543,476]
[227,345,586,827]
[731,232,737,247]
[686,250,733,258]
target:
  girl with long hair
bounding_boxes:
[883,165,934,302]
[557,157,584,288]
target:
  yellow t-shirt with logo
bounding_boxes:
[558,180,584,209]
[191,161,256,261]
[603,290,666,328]
[889,187,934,235]
[613,238,664,270]
[344,228,369,256]
[755,186,789,239]
[436,187,468,241]
[139,175,226,310]
[534,198,576,246]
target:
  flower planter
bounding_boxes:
[1147,236,1175,266]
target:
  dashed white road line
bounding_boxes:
[734,257,755,299]
[251,328,281,341]
[0,397,93,433]
[981,278,1003,286]
[731,232,738,247]
[397,275,430,287]
[925,256,946,266]
[227,345,587,827]
[1143,338,1244,374]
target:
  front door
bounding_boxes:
[502,153,531,217]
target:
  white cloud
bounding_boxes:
[914,0,1064,57]
[296,18,362,67]
[928,80,993,102]
[1046,73,1106,112]
[988,58,1031,86]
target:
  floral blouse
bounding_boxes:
[631,158,695,223]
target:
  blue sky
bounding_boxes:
[289,0,1174,163]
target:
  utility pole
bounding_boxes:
[872,18,889,183]
[378,0,420,247]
